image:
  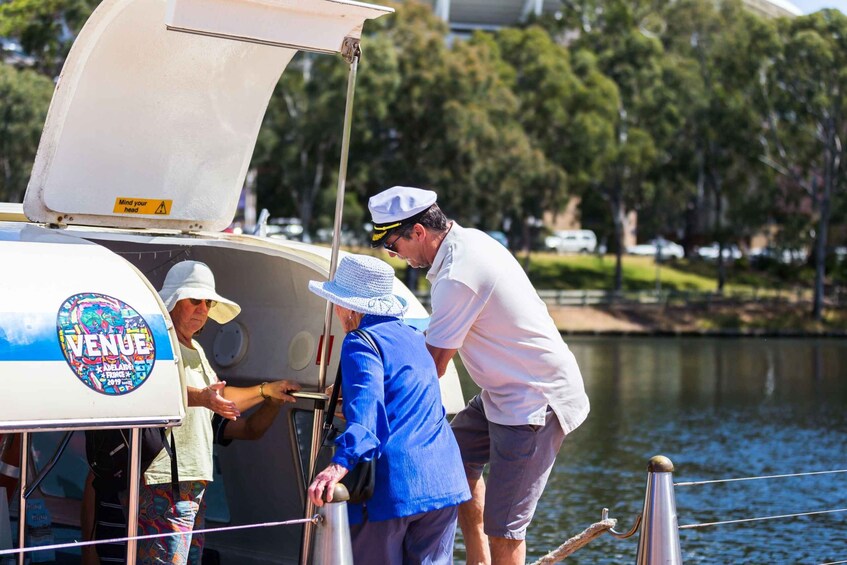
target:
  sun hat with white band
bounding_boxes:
[368,186,437,247]
[308,254,408,317]
[158,261,241,324]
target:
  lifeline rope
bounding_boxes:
[528,518,617,565]
[675,469,847,487]
[679,507,847,529]
[0,515,320,557]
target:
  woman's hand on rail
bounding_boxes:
[308,463,349,507]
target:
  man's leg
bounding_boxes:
[450,396,491,565]
[489,537,524,565]
[458,477,490,565]
[484,408,565,565]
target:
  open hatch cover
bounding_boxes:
[23,0,392,232]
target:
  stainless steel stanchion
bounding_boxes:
[311,484,353,565]
[636,455,683,565]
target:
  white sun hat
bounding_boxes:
[308,254,408,317]
[158,261,241,324]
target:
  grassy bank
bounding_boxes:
[351,247,845,333]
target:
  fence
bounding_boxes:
[414,288,847,309]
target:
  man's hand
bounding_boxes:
[308,463,349,507]
[265,379,301,404]
[202,381,240,420]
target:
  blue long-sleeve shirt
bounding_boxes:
[332,314,470,523]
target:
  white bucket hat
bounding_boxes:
[308,254,408,317]
[158,261,241,324]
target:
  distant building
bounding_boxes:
[420,0,800,32]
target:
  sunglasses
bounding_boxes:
[383,231,405,252]
[188,298,216,308]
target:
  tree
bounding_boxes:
[0,0,96,77]
[761,9,847,319]
[661,0,778,290]
[0,63,54,202]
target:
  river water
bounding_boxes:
[454,336,847,564]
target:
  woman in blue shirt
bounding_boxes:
[308,254,470,565]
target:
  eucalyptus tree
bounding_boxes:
[0,0,96,77]
[538,0,664,290]
[760,9,847,319]
[0,63,54,203]
[661,0,778,290]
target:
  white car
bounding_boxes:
[697,243,742,261]
[627,237,684,259]
[545,229,597,254]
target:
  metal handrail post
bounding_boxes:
[301,37,361,565]
[126,428,141,565]
[636,455,683,565]
[16,432,28,565]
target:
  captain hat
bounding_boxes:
[368,186,437,247]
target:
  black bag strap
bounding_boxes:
[158,428,179,500]
[322,329,380,441]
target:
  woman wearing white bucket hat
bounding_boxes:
[132,260,301,564]
[307,254,470,565]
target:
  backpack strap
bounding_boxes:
[159,428,179,500]
[321,328,381,442]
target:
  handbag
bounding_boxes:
[321,328,379,504]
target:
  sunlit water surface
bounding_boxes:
[453,337,847,564]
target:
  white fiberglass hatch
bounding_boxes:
[23,0,392,232]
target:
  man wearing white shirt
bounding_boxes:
[369,186,590,565]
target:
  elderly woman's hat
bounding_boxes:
[308,254,407,317]
[158,261,241,324]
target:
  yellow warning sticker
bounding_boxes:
[113,198,172,215]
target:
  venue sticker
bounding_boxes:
[56,293,156,395]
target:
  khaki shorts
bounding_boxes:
[450,395,565,540]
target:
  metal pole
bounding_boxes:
[636,455,683,565]
[126,428,141,565]
[301,37,361,565]
[16,433,28,565]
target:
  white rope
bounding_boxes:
[679,508,847,529]
[0,515,320,556]
[675,469,847,487]
[818,560,847,565]
[528,518,616,565]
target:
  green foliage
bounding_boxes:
[0,0,96,76]
[0,63,54,202]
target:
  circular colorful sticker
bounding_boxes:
[56,293,156,395]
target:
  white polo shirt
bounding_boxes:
[426,223,590,432]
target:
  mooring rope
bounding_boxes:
[675,469,847,487]
[528,518,617,565]
[0,515,320,556]
[679,507,847,530]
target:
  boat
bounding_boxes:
[0,0,465,562]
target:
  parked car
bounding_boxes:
[627,237,684,259]
[697,243,742,261]
[485,230,509,248]
[750,246,808,265]
[545,229,597,254]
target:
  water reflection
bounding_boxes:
[455,337,847,564]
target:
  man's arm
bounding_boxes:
[426,344,458,378]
